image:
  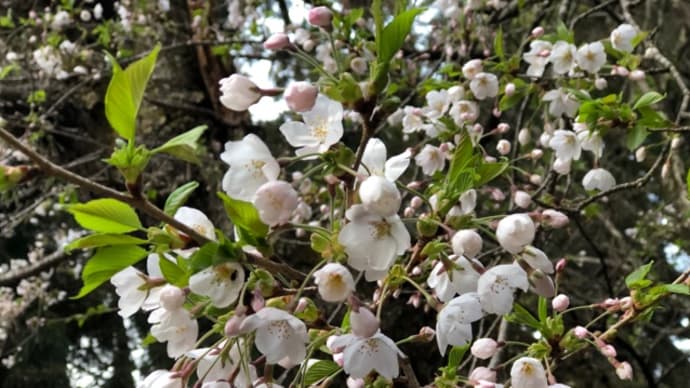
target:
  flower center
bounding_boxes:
[267,320,291,340]
[312,121,328,142]
[372,220,391,239]
[214,263,238,283]
[326,273,347,293]
[247,159,267,179]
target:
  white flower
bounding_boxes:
[220,134,280,201]
[549,130,581,162]
[111,267,161,318]
[402,106,425,133]
[451,229,483,258]
[427,255,480,302]
[149,304,199,358]
[577,130,604,158]
[549,41,577,75]
[338,205,410,281]
[553,157,571,175]
[187,340,257,387]
[523,40,552,77]
[520,246,554,274]
[582,168,616,191]
[470,73,499,100]
[511,357,548,388]
[33,46,62,76]
[477,263,529,315]
[253,180,299,226]
[611,24,637,52]
[359,138,411,182]
[51,10,71,30]
[350,307,380,338]
[514,190,532,209]
[174,206,216,241]
[449,100,479,125]
[459,189,478,214]
[435,293,484,355]
[189,262,245,308]
[358,175,402,217]
[542,88,580,118]
[447,86,465,102]
[415,144,446,175]
[313,263,355,302]
[94,4,104,19]
[496,214,535,254]
[330,332,403,380]
[239,307,308,365]
[471,338,499,360]
[219,74,262,111]
[140,369,182,388]
[576,42,606,73]
[462,59,483,80]
[279,94,344,156]
[423,90,451,120]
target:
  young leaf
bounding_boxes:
[105,44,161,140]
[633,91,665,110]
[73,245,148,298]
[164,181,200,216]
[378,8,424,65]
[189,241,220,273]
[494,26,504,60]
[625,260,654,289]
[447,344,469,368]
[218,192,268,238]
[664,283,690,296]
[67,198,142,234]
[304,360,340,386]
[65,234,148,252]
[538,296,548,322]
[153,125,208,163]
[158,255,188,287]
[626,124,648,151]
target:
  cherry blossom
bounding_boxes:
[330,331,403,380]
[543,88,580,117]
[279,94,343,156]
[338,205,410,281]
[313,263,355,302]
[576,42,606,73]
[358,175,402,217]
[610,24,637,52]
[220,134,280,201]
[253,180,299,226]
[451,229,483,258]
[140,370,182,388]
[470,73,499,100]
[284,82,318,112]
[523,40,552,77]
[549,41,577,74]
[110,266,161,318]
[549,130,581,162]
[477,263,529,315]
[358,137,411,182]
[219,74,262,111]
[471,338,499,359]
[511,357,548,388]
[427,255,480,302]
[174,206,216,241]
[148,286,199,358]
[187,340,256,388]
[435,293,484,355]
[583,168,616,191]
[423,89,451,120]
[496,213,536,254]
[189,262,245,308]
[415,144,446,175]
[239,307,308,365]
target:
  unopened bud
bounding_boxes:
[350,306,379,337]
[619,296,633,310]
[661,160,671,179]
[530,270,555,297]
[628,69,645,81]
[418,326,435,342]
[595,77,608,90]
[530,149,544,159]
[471,338,499,359]
[635,146,646,162]
[555,258,567,272]
[672,136,683,150]
[263,33,290,50]
[224,310,246,337]
[284,82,318,112]
[530,174,543,185]
[504,83,516,96]
[552,294,570,312]
[573,326,589,339]
[542,209,569,228]
[496,139,511,155]
[616,361,633,380]
[531,26,545,38]
[404,206,415,217]
[308,6,333,28]
[514,190,531,208]
[295,297,309,313]
[600,344,617,358]
[518,128,531,145]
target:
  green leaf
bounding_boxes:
[65,234,148,252]
[304,360,340,386]
[189,241,220,272]
[625,260,654,289]
[105,44,161,140]
[164,181,199,216]
[626,124,648,151]
[538,296,548,322]
[158,254,188,287]
[494,26,504,60]
[378,8,424,65]
[474,161,508,187]
[505,303,542,330]
[633,91,665,110]
[153,125,207,163]
[72,245,148,298]
[664,283,690,295]
[67,198,143,234]
[218,192,268,238]
[447,344,469,368]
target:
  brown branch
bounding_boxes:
[0,249,69,287]
[647,126,690,133]
[398,355,421,388]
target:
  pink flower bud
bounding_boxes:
[497,123,510,133]
[601,298,620,310]
[619,296,633,310]
[333,351,345,366]
[531,269,555,297]
[159,285,186,310]
[542,209,569,228]
[411,266,422,276]
[263,33,290,50]
[404,206,415,217]
[531,26,545,38]
[518,128,531,145]
[284,81,318,112]
[514,190,531,208]
[251,289,265,312]
[628,69,645,81]
[295,297,309,313]
[308,6,333,28]
[346,377,365,388]
[552,294,570,312]
[615,66,630,77]
[595,77,608,90]
[492,108,502,117]
[485,156,497,163]
[573,326,589,339]
[469,366,497,383]
[219,74,262,111]
[350,307,379,338]
[439,142,451,153]
[471,338,499,360]
[419,326,435,342]
[616,361,633,380]
[410,196,423,209]
[408,293,421,308]
[529,174,543,185]
[496,139,511,155]
[600,344,617,358]
[530,149,544,159]
[224,311,246,337]
[555,258,567,272]
[504,83,516,96]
